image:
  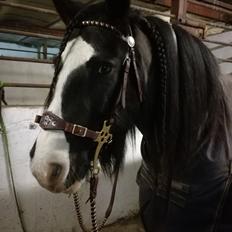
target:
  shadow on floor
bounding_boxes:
[102,216,145,232]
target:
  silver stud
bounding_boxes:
[127,36,135,47]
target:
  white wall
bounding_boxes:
[0,107,142,232]
[204,31,232,75]
[0,60,53,105]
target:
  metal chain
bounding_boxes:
[73,193,89,232]
[73,192,108,232]
[90,198,99,232]
[72,168,120,232]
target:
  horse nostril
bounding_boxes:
[49,163,63,179]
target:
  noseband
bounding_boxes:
[35,19,143,232]
[35,111,112,175]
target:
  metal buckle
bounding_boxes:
[79,126,87,137]
[72,124,87,137]
[71,125,77,135]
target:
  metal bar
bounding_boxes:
[2,82,50,88]
[0,47,56,56]
[0,1,58,15]
[43,42,48,59]
[0,56,54,64]
[0,25,64,40]
[217,58,232,63]
[203,39,232,47]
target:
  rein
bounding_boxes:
[35,19,143,232]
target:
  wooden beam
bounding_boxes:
[0,56,54,64]
[142,0,232,23]
[200,0,232,11]
[2,82,50,88]
[0,1,58,15]
[0,24,64,39]
[170,0,188,23]
[188,0,232,23]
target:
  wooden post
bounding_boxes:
[171,0,188,24]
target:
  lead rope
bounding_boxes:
[0,86,27,232]
[73,168,119,232]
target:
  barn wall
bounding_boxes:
[0,31,231,106]
[0,60,53,105]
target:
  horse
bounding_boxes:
[30,0,232,231]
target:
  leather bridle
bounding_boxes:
[35,20,143,232]
[35,19,143,176]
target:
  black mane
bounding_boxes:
[136,16,231,174]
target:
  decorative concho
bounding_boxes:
[127,36,135,48]
[41,115,56,127]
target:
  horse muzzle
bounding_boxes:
[31,162,68,193]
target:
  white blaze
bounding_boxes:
[31,37,95,191]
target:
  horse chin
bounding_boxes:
[63,180,84,194]
[37,182,67,194]
[39,181,83,194]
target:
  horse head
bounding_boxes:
[30,0,151,194]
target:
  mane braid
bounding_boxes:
[141,17,170,159]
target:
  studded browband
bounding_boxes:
[80,20,143,108]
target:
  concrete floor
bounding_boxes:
[102,216,145,232]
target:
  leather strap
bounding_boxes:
[121,53,131,108]
[131,47,143,103]
[35,111,99,140]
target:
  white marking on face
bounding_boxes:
[49,37,95,117]
[31,37,95,192]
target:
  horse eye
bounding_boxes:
[97,63,112,75]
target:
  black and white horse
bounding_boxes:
[30,0,232,231]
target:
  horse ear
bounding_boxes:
[53,0,84,25]
[105,0,130,18]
